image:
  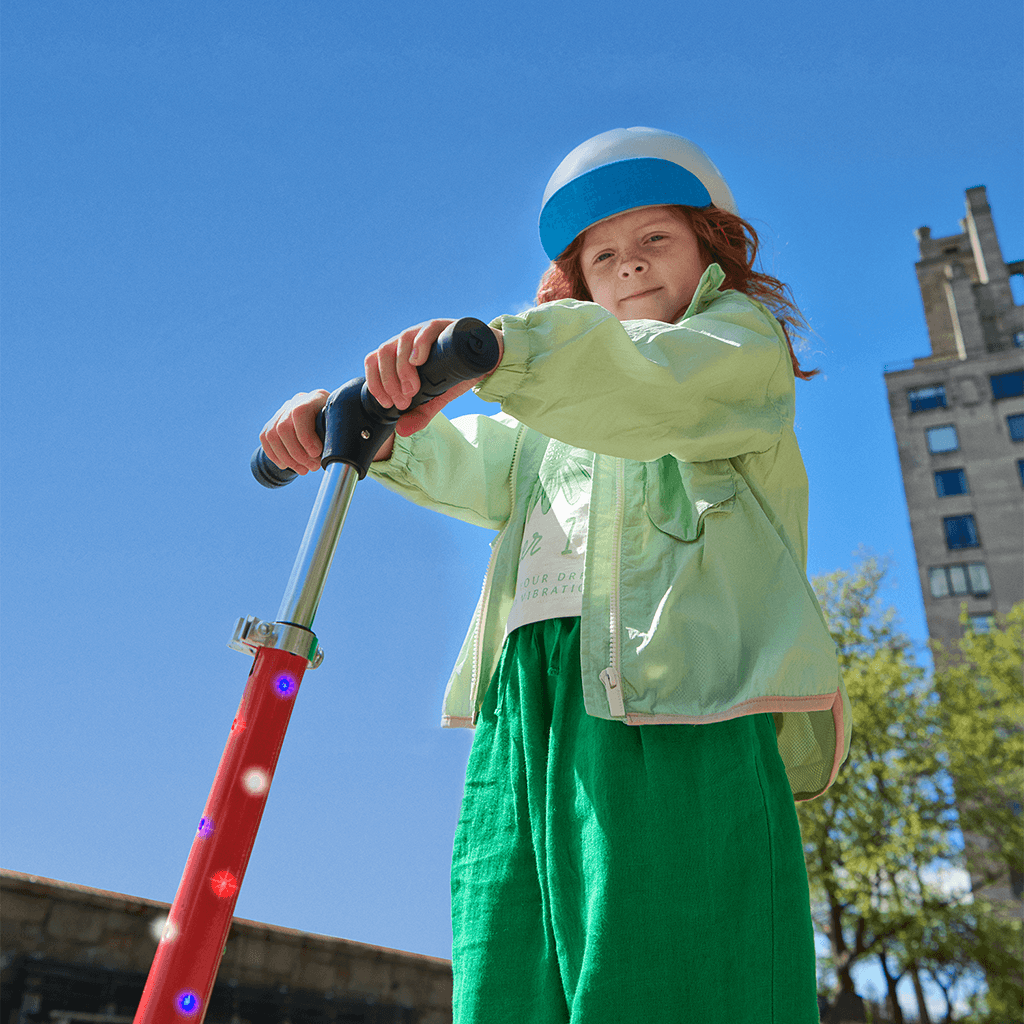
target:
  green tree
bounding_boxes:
[801,558,1024,1023]
[802,556,957,1022]
[928,603,1023,1022]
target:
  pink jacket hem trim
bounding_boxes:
[626,688,847,798]
[446,689,848,798]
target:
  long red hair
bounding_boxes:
[535,204,818,380]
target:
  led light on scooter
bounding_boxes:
[274,674,297,698]
[149,914,178,943]
[242,767,270,795]
[176,991,200,1016]
[210,870,238,898]
[197,817,214,838]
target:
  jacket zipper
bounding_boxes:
[469,424,527,721]
[599,458,626,717]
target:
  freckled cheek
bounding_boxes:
[582,271,606,301]
[586,278,618,315]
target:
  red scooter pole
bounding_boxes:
[134,319,499,1024]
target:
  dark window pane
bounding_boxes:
[991,370,1024,399]
[1011,414,1024,442]
[935,468,968,496]
[908,385,947,412]
[944,515,979,549]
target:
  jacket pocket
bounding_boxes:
[642,457,736,541]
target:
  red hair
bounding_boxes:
[535,204,818,381]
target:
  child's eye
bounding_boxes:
[648,234,666,242]
[594,252,613,263]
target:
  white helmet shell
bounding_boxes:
[539,127,737,260]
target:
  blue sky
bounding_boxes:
[2,0,1021,1010]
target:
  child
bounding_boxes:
[261,127,852,1023]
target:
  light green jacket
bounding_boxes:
[370,265,851,800]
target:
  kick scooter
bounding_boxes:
[133,319,499,1024]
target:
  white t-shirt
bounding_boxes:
[505,442,594,636]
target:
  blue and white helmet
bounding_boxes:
[538,127,737,261]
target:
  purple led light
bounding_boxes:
[176,991,200,1016]
[197,817,214,838]
[274,675,297,698]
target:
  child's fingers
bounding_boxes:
[396,320,453,395]
[410,319,455,365]
[395,327,421,397]
[365,319,457,411]
[261,420,309,475]
[290,390,329,463]
[260,391,327,474]
[363,350,389,409]
[366,342,409,410]
[392,320,452,396]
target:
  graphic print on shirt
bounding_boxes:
[505,441,594,636]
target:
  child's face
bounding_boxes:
[579,206,707,323]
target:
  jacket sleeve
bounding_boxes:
[477,273,794,464]
[366,410,522,530]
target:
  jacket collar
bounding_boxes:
[678,263,727,321]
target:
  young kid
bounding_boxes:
[261,127,852,1023]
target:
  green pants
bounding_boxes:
[451,617,818,1023]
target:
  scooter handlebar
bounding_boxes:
[251,317,499,487]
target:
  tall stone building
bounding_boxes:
[884,185,1023,646]
[884,188,1024,917]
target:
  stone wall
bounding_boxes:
[0,870,452,1024]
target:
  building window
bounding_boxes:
[934,468,968,496]
[1019,459,1024,486]
[1014,331,1024,348]
[967,563,991,594]
[908,385,947,413]
[927,425,959,453]
[1010,414,1024,442]
[968,614,994,633]
[928,563,991,598]
[944,515,979,549]
[990,370,1024,399]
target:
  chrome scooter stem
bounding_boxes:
[276,461,359,630]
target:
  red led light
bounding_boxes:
[210,870,238,898]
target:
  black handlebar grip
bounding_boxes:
[250,448,300,488]
[251,317,499,487]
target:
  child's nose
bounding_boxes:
[619,256,648,277]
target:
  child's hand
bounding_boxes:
[364,319,504,437]
[260,389,330,475]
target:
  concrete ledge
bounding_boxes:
[1,869,452,1023]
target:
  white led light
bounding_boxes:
[151,915,179,943]
[242,767,270,795]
